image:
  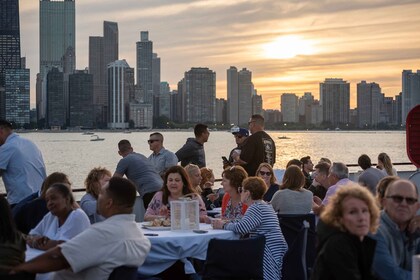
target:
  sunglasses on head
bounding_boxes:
[147,139,159,144]
[386,195,418,205]
[259,171,272,176]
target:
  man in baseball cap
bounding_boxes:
[222,127,249,168]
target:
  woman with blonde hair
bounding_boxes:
[80,167,112,223]
[256,162,280,202]
[270,165,313,214]
[312,184,380,280]
[377,152,397,176]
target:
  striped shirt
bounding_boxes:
[225,201,288,280]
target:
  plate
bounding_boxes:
[141,222,171,231]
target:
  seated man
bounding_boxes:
[372,179,420,280]
[12,177,151,280]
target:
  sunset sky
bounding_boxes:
[19,0,420,109]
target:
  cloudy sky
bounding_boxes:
[20,0,420,109]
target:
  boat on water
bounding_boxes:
[278,136,290,139]
[90,135,105,141]
[82,131,94,135]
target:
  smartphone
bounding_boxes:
[193,230,208,234]
[222,156,229,163]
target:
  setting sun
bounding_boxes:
[262,35,316,59]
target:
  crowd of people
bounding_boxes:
[0,116,418,280]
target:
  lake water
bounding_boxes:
[0,130,412,194]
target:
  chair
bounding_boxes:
[201,235,266,280]
[108,266,138,280]
[278,213,316,280]
[0,272,35,280]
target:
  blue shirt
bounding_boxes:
[0,133,46,204]
[148,147,178,175]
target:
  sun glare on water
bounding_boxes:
[262,35,316,59]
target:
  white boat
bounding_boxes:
[90,135,105,141]
[82,131,94,135]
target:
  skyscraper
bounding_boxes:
[0,0,22,119]
[227,66,253,126]
[402,70,420,125]
[4,68,30,126]
[38,0,75,123]
[357,81,381,128]
[69,70,94,128]
[107,60,133,129]
[46,67,65,128]
[320,78,350,127]
[136,31,153,104]
[184,67,216,123]
[281,93,299,123]
[89,21,118,128]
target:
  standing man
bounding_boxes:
[148,132,178,176]
[114,139,163,208]
[12,177,151,280]
[223,126,249,169]
[176,123,209,168]
[0,120,46,207]
[233,114,275,176]
[372,179,420,280]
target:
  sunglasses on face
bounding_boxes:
[234,135,243,139]
[148,139,159,144]
[386,195,418,205]
[259,171,272,176]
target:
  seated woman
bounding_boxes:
[13,172,71,235]
[312,184,379,280]
[377,152,398,176]
[0,196,25,274]
[375,176,398,209]
[185,164,203,194]
[200,167,223,210]
[221,166,248,220]
[80,167,111,224]
[271,165,313,214]
[26,183,90,251]
[144,165,208,223]
[256,163,280,202]
[213,177,288,280]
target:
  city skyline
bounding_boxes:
[20,0,420,109]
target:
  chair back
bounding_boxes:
[202,235,266,280]
[278,213,316,280]
[108,266,138,280]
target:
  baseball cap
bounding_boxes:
[231,126,249,137]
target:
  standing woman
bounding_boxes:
[221,166,248,220]
[144,165,208,222]
[0,196,25,274]
[26,183,90,251]
[312,184,379,280]
[256,163,280,202]
[270,165,313,214]
[213,177,288,280]
[377,153,397,176]
[80,167,112,224]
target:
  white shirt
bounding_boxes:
[55,214,151,280]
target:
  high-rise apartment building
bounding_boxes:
[402,70,420,124]
[320,78,350,127]
[107,60,133,129]
[357,81,381,128]
[215,98,227,124]
[0,0,22,119]
[38,0,75,123]
[46,67,65,128]
[252,93,263,116]
[184,67,216,123]
[89,21,118,128]
[298,92,315,124]
[4,68,30,126]
[136,31,153,104]
[227,67,253,126]
[281,93,299,123]
[69,70,94,128]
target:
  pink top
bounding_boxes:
[145,191,207,217]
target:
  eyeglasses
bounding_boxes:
[234,134,243,139]
[147,139,159,144]
[259,171,272,176]
[386,195,418,205]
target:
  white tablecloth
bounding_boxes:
[25,246,53,280]
[138,223,238,276]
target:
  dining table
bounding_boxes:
[137,222,238,277]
